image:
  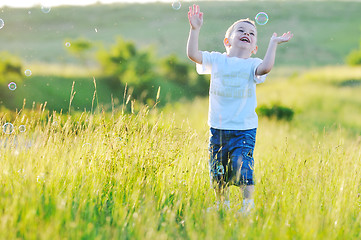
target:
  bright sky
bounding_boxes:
[0,0,186,8]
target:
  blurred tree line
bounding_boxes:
[0,36,208,111]
[96,37,208,105]
[2,34,361,114]
[65,37,208,106]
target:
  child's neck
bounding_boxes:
[227,48,251,59]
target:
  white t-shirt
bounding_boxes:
[196,51,267,130]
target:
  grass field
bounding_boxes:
[1,1,360,112]
[1,64,361,239]
[0,1,360,67]
[9,69,193,113]
[1,1,361,239]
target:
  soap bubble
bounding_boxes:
[41,5,51,14]
[172,1,181,10]
[8,82,17,91]
[37,173,46,183]
[3,123,14,134]
[65,42,71,47]
[82,143,92,149]
[19,125,26,133]
[24,69,32,77]
[0,19,4,29]
[255,12,269,25]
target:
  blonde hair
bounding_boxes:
[225,18,256,39]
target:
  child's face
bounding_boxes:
[225,22,258,55]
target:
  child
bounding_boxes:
[186,4,293,213]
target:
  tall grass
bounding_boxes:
[1,92,361,239]
[0,64,360,239]
[0,104,210,239]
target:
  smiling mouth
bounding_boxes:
[240,37,250,43]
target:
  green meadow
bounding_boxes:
[0,1,361,66]
[1,1,361,239]
[1,1,361,110]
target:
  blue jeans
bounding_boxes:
[209,127,257,187]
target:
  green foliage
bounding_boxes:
[65,38,94,66]
[98,37,144,77]
[65,38,92,55]
[346,39,361,66]
[97,37,209,107]
[160,54,209,96]
[160,54,190,85]
[0,52,23,107]
[190,73,209,96]
[0,51,23,83]
[346,49,361,66]
[97,37,157,102]
[257,104,294,121]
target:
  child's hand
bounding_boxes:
[270,31,293,44]
[188,4,203,30]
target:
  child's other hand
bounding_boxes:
[188,4,203,30]
[271,31,293,44]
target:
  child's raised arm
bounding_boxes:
[187,4,203,64]
[256,31,293,75]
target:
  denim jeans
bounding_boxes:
[209,127,257,186]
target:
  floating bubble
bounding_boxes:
[24,69,32,77]
[8,82,17,91]
[41,5,51,14]
[17,169,26,179]
[0,19,4,29]
[37,173,45,183]
[65,42,71,47]
[172,1,181,10]
[217,165,225,174]
[82,143,92,149]
[82,143,93,153]
[19,125,26,132]
[255,12,269,25]
[3,123,14,134]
